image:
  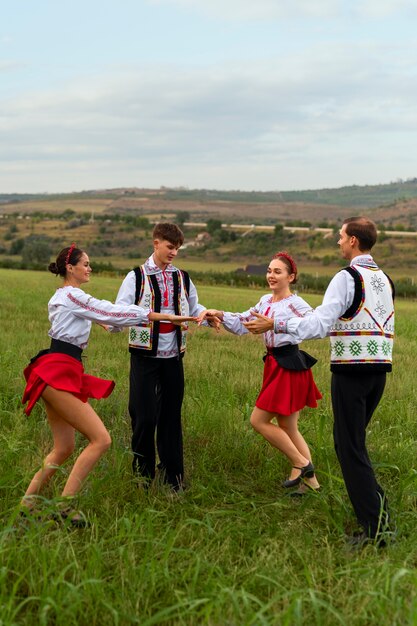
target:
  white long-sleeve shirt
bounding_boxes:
[223,293,314,347]
[273,254,374,340]
[48,286,150,349]
[115,254,206,358]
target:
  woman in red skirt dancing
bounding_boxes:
[21,244,196,525]
[198,252,321,492]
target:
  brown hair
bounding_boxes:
[48,245,84,277]
[343,217,377,251]
[272,251,298,284]
[153,222,184,247]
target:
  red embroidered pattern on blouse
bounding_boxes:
[155,271,174,306]
[67,292,140,318]
[288,303,308,318]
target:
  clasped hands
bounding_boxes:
[196,309,223,332]
[196,309,274,335]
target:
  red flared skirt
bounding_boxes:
[22,353,115,416]
[255,354,322,416]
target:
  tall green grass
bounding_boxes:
[1,269,417,625]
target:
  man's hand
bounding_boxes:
[243,311,274,334]
[168,314,199,324]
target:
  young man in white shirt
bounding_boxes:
[115,223,206,491]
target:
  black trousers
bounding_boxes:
[129,353,184,488]
[331,371,389,537]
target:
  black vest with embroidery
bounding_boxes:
[128,266,190,357]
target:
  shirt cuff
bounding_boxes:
[273,318,287,334]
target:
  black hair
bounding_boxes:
[48,245,84,277]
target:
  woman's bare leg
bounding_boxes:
[21,400,75,509]
[250,407,310,469]
[22,386,111,510]
[278,412,320,489]
[39,387,112,498]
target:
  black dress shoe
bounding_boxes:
[52,509,90,529]
[17,508,42,525]
[282,461,315,488]
[289,484,321,497]
[345,530,391,549]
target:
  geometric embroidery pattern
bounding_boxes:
[367,339,379,356]
[139,329,150,343]
[381,340,391,356]
[370,274,385,294]
[130,328,138,341]
[67,292,140,319]
[374,300,387,319]
[349,340,362,356]
[333,340,345,357]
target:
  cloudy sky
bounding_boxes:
[1,0,417,193]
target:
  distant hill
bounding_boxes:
[156,179,417,209]
[4,179,417,206]
[1,179,417,228]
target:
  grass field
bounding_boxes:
[1,269,417,625]
[91,256,246,275]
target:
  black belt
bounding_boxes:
[50,338,83,362]
[265,344,317,371]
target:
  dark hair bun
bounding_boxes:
[48,262,59,275]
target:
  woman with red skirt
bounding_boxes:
[21,244,196,525]
[199,252,322,492]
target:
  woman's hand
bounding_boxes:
[243,311,274,334]
[197,309,223,324]
[197,309,223,332]
[96,322,110,332]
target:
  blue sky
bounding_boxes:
[1,0,417,193]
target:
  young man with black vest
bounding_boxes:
[243,217,395,546]
[115,223,206,491]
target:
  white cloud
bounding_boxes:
[0,60,23,72]
[1,40,417,192]
[356,0,417,18]
[148,0,343,20]
[148,0,417,20]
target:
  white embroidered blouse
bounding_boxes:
[48,286,150,350]
[223,293,314,347]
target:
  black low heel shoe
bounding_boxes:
[51,509,90,529]
[282,461,315,488]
